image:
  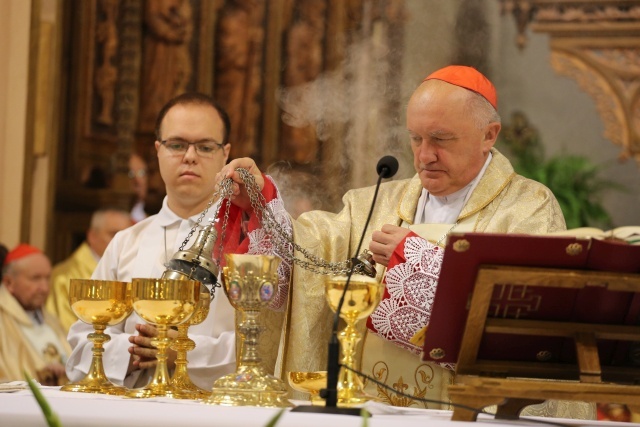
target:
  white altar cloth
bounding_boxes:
[0,387,634,427]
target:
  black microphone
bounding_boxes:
[376,155,399,179]
[292,155,398,416]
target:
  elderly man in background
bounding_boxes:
[217,65,594,419]
[46,208,131,333]
[0,244,71,385]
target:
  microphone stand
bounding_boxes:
[292,157,398,416]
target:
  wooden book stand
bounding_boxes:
[448,265,640,421]
[420,233,640,422]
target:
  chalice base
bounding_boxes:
[204,365,289,407]
[126,384,175,399]
[170,378,210,400]
[60,377,127,396]
[336,373,377,407]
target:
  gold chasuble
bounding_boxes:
[271,149,592,419]
[46,242,98,332]
[0,286,72,383]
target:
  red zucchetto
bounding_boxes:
[3,243,42,267]
[424,65,497,110]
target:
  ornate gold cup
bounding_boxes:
[325,274,383,407]
[205,254,288,407]
[61,279,132,395]
[169,287,211,399]
[126,278,199,398]
[288,371,327,404]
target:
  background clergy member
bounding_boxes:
[0,244,71,386]
[46,207,132,333]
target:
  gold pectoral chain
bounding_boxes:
[197,168,371,276]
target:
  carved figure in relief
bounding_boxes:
[94,0,119,126]
[215,2,251,156]
[280,0,327,164]
[138,0,194,133]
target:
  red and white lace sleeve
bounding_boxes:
[367,234,444,354]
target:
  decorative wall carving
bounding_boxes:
[279,0,327,165]
[94,0,119,127]
[500,0,640,164]
[551,51,627,150]
[214,0,265,161]
[53,0,405,261]
[138,0,194,134]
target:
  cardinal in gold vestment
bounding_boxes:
[0,244,71,385]
[217,65,595,420]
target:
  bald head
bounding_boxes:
[407,79,501,196]
[87,209,131,257]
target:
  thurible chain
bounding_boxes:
[215,168,367,276]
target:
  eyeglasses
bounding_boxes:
[160,138,225,158]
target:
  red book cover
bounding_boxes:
[422,233,640,366]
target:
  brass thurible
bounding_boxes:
[162,224,218,399]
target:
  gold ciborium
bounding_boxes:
[169,287,211,399]
[288,371,327,404]
[205,254,288,407]
[126,278,199,398]
[325,274,383,407]
[61,279,132,395]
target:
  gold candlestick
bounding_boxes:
[205,254,289,407]
[325,275,383,407]
[126,278,199,398]
[61,279,132,395]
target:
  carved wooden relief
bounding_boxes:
[549,47,632,159]
[279,0,327,165]
[138,0,194,134]
[500,0,640,165]
[52,0,405,260]
[94,0,119,128]
[214,0,266,161]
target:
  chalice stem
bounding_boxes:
[87,325,110,380]
[240,310,261,366]
[171,324,191,382]
[148,325,172,390]
[337,319,365,397]
[170,324,207,396]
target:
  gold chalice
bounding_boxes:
[169,286,211,399]
[326,274,383,407]
[288,371,327,404]
[205,254,289,407]
[126,278,199,398]
[61,279,132,395]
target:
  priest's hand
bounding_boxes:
[216,157,264,211]
[128,323,178,371]
[369,224,411,267]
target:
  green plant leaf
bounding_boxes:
[264,408,286,427]
[24,371,62,427]
[500,127,624,229]
[360,407,370,427]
